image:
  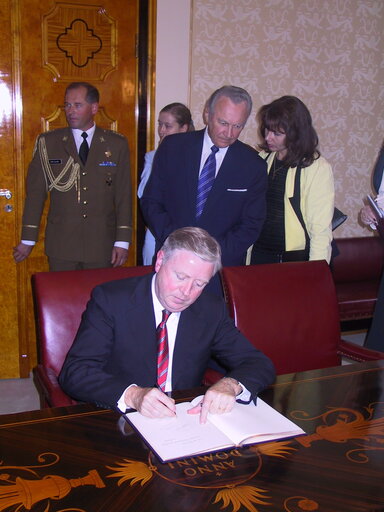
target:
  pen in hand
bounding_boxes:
[125,385,176,418]
[154,385,177,417]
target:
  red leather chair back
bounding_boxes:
[32,266,153,376]
[332,237,384,283]
[221,261,341,375]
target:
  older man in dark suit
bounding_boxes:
[140,85,267,269]
[59,227,275,423]
[13,82,132,271]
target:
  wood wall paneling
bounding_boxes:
[0,0,142,378]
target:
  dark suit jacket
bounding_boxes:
[59,273,275,408]
[373,146,384,193]
[140,129,267,266]
[365,145,384,351]
[21,126,132,262]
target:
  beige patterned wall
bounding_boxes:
[189,0,384,238]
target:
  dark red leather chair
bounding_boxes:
[331,237,384,321]
[218,260,383,376]
[32,266,153,408]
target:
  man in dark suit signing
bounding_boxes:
[13,82,132,271]
[59,227,275,423]
[140,85,267,269]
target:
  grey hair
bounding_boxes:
[161,227,222,274]
[206,85,252,119]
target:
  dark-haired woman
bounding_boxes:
[250,95,334,264]
[138,103,194,264]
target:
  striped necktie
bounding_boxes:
[196,145,219,218]
[156,309,171,391]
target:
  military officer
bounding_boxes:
[13,82,132,271]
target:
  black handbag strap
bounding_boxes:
[263,153,310,250]
[289,165,310,251]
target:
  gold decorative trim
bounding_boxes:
[0,409,109,429]
[271,365,384,388]
[10,0,30,379]
[146,0,157,152]
[0,453,105,511]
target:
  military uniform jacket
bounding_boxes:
[21,126,132,262]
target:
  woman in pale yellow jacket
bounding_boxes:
[249,95,334,264]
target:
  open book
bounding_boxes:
[124,396,305,463]
[367,194,384,238]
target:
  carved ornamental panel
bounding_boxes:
[42,3,117,81]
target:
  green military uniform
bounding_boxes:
[21,126,132,264]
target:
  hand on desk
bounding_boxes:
[188,377,242,424]
[124,377,241,423]
[124,386,176,418]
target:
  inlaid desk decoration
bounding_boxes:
[1,361,383,512]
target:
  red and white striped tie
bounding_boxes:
[156,309,171,390]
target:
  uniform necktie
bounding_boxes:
[157,309,171,391]
[196,145,219,218]
[79,132,89,164]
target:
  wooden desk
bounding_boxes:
[1,361,383,512]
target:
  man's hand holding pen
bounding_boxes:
[124,377,241,422]
[124,386,176,418]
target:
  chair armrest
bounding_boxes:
[338,340,384,362]
[33,364,77,408]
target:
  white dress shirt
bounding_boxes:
[72,124,96,151]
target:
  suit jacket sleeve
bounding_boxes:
[172,293,276,399]
[140,137,180,245]
[21,135,49,241]
[59,275,158,408]
[373,146,384,194]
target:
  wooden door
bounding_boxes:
[0,0,139,378]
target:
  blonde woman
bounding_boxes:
[138,103,194,264]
